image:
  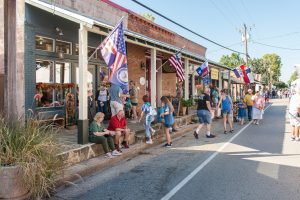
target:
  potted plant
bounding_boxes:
[181,98,193,115]
[0,116,63,199]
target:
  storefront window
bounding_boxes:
[56,40,72,55]
[36,60,74,107]
[74,44,98,59]
[35,36,54,52]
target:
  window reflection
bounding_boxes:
[35,36,54,52]
[56,40,72,54]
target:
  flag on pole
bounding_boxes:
[196,61,209,77]
[100,19,129,93]
[240,65,250,84]
[168,53,185,82]
[246,67,254,83]
[233,67,242,78]
[203,74,210,86]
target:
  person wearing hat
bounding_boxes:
[244,89,254,121]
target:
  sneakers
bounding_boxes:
[229,129,234,133]
[206,134,216,138]
[291,137,295,141]
[146,138,153,144]
[193,131,199,139]
[114,144,122,153]
[111,150,122,156]
[122,141,129,149]
[296,137,300,141]
[164,142,172,148]
[104,152,113,159]
[224,131,227,134]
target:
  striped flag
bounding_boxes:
[196,61,209,77]
[233,67,243,78]
[99,19,128,93]
[240,65,250,84]
[168,53,185,82]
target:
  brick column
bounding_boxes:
[184,59,189,100]
[150,48,156,108]
[78,23,89,144]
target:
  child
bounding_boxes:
[237,97,247,125]
[139,95,155,144]
[157,105,164,131]
[160,96,175,147]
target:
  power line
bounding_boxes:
[131,0,247,56]
[252,41,300,50]
[207,42,243,54]
[255,31,300,41]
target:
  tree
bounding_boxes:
[219,53,245,69]
[261,53,282,83]
[273,81,288,89]
[141,13,155,22]
[288,71,298,86]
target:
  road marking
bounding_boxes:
[161,103,272,200]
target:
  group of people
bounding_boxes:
[194,88,266,139]
[89,82,176,159]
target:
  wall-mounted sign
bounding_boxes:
[139,77,146,85]
[211,68,219,80]
[223,71,229,79]
[162,63,176,73]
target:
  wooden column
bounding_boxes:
[78,23,89,144]
[150,48,157,108]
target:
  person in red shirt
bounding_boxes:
[108,110,130,152]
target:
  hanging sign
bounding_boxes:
[211,68,219,80]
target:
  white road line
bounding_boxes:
[161,103,272,200]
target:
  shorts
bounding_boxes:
[197,109,212,124]
[164,123,172,128]
[131,102,138,106]
[110,101,124,116]
[222,109,231,115]
[290,113,300,127]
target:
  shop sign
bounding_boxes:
[223,71,229,79]
[211,68,219,80]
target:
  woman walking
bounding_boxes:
[252,91,265,125]
[237,97,247,125]
[218,89,234,134]
[160,96,175,147]
[139,95,155,144]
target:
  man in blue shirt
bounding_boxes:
[109,83,129,116]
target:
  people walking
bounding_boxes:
[244,89,254,121]
[289,88,300,141]
[89,112,122,159]
[129,81,139,120]
[97,85,109,114]
[139,95,156,144]
[252,91,265,125]
[237,97,247,125]
[194,87,215,139]
[218,89,234,134]
[160,96,175,147]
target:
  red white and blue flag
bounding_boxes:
[100,19,128,93]
[168,53,185,82]
[196,61,209,77]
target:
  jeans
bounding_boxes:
[98,101,108,114]
[247,106,252,120]
[144,115,154,138]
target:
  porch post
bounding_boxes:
[184,59,189,100]
[150,48,157,108]
[78,23,89,144]
[0,0,5,113]
[219,70,223,90]
[192,73,195,96]
[228,69,232,96]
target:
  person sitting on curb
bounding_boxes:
[89,112,122,159]
[107,109,130,152]
[139,95,156,144]
[193,87,216,139]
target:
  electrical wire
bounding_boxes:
[252,41,300,51]
[255,31,300,41]
[131,0,248,57]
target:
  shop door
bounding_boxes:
[145,58,151,101]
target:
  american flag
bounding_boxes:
[99,19,128,92]
[168,53,185,82]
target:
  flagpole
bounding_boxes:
[88,16,125,61]
[156,46,185,72]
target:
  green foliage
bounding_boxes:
[261,53,282,82]
[273,81,288,89]
[0,117,63,199]
[181,98,193,107]
[219,53,245,69]
[288,71,298,86]
[141,13,155,22]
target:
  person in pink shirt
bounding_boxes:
[252,91,265,125]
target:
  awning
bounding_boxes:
[230,77,244,84]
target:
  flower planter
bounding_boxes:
[182,107,187,116]
[0,165,30,200]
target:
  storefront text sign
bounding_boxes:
[211,68,219,80]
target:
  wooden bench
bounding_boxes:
[30,110,65,127]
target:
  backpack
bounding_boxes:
[149,106,157,116]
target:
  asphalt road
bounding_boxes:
[55,99,300,200]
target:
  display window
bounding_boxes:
[35,36,54,52]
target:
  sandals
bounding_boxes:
[224,131,227,134]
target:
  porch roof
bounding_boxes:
[25,0,231,70]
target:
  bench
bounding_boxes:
[30,110,65,127]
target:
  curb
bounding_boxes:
[55,123,199,188]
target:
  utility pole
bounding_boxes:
[243,23,249,67]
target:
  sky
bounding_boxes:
[111,0,300,82]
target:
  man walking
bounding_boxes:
[193,87,215,139]
[244,89,254,121]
